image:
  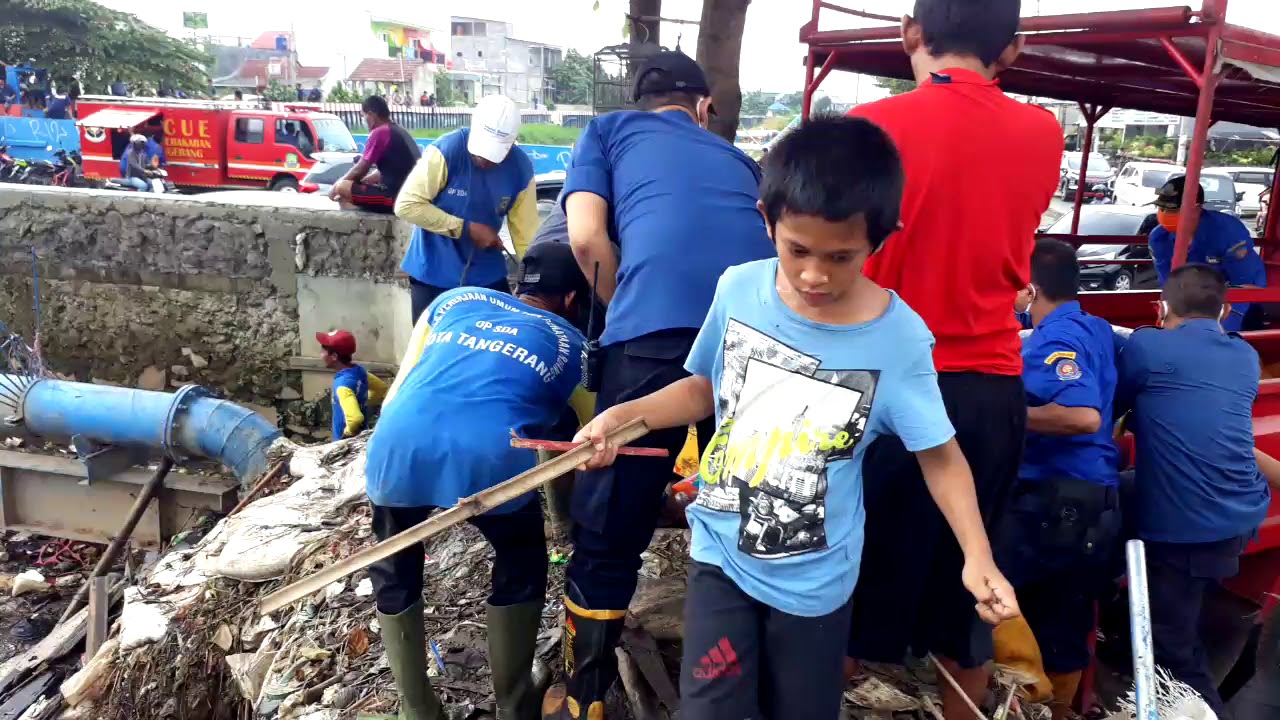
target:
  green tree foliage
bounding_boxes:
[0,0,211,95]
[874,76,916,96]
[551,49,594,106]
[261,80,296,102]
[741,91,775,116]
[435,73,458,107]
[326,83,360,103]
[813,95,834,115]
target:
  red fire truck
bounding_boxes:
[75,96,359,192]
[800,0,1280,712]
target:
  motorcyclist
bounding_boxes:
[121,134,162,192]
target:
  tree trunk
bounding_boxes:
[629,0,662,47]
[696,0,751,142]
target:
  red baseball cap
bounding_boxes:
[316,329,357,357]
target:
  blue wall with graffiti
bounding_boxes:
[1,115,77,162]
[351,133,572,176]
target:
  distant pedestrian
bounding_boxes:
[308,86,322,103]
[420,91,429,106]
[296,83,306,101]
[234,90,244,101]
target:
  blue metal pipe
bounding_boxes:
[6,375,280,485]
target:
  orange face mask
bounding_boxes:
[1157,209,1180,233]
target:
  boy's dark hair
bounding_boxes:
[759,116,903,250]
[1030,239,1079,302]
[913,0,1022,66]
[362,95,391,119]
[1165,263,1227,319]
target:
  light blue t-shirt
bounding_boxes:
[684,259,955,617]
[365,287,586,512]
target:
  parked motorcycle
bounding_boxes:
[103,167,177,194]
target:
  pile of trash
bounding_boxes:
[5,430,1068,720]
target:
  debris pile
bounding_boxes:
[0,430,1079,720]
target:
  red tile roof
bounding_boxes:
[252,31,293,50]
[227,59,329,84]
[348,58,427,82]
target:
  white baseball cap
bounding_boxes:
[468,95,520,164]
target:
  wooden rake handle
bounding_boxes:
[258,418,652,616]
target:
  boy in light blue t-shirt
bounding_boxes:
[573,117,1021,719]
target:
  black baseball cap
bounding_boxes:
[517,242,588,297]
[1151,175,1205,209]
[631,51,711,102]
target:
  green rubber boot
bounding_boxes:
[488,601,544,720]
[378,600,445,720]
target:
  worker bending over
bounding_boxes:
[1115,264,1272,717]
[1148,175,1267,331]
[316,329,387,441]
[364,243,595,720]
[994,240,1122,720]
[396,95,539,323]
[841,2,1064,716]
[546,51,775,719]
[571,117,1017,720]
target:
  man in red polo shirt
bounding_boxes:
[844,1,1064,718]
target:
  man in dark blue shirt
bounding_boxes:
[547,51,775,718]
[994,240,1122,719]
[1148,175,1266,331]
[1116,263,1271,717]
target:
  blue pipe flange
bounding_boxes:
[161,383,215,462]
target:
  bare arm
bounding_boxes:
[1255,447,1280,491]
[916,439,1020,624]
[572,375,715,469]
[1026,404,1102,436]
[566,192,619,304]
[341,157,373,185]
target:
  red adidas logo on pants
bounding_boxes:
[692,637,742,680]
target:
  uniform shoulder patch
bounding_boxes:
[1054,357,1083,381]
[1043,350,1077,365]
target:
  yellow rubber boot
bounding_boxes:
[1047,671,1082,720]
[992,617,1053,703]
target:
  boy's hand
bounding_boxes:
[572,407,628,470]
[962,556,1020,625]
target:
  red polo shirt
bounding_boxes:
[851,69,1063,375]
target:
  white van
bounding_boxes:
[1113,161,1185,206]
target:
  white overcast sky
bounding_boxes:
[100,0,1277,101]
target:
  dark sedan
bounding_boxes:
[1043,205,1159,291]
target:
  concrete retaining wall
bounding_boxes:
[0,187,415,435]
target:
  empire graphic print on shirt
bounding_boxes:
[698,319,878,559]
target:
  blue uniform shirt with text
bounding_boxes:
[1019,301,1120,486]
[365,288,586,511]
[1149,210,1266,331]
[684,259,955,617]
[563,109,775,347]
[1116,320,1270,543]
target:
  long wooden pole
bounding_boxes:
[258,419,651,616]
[58,458,173,624]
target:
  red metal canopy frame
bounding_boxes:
[799,0,1280,306]
[800,3,1280,706]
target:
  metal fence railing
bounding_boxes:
[268,103,559,132]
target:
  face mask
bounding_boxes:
[1157,209,1180,233]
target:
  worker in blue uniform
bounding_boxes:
[365,243,596,720]
[1115,263,1272,718]
[1148,175,1266,332]
[994,239,1122,720]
